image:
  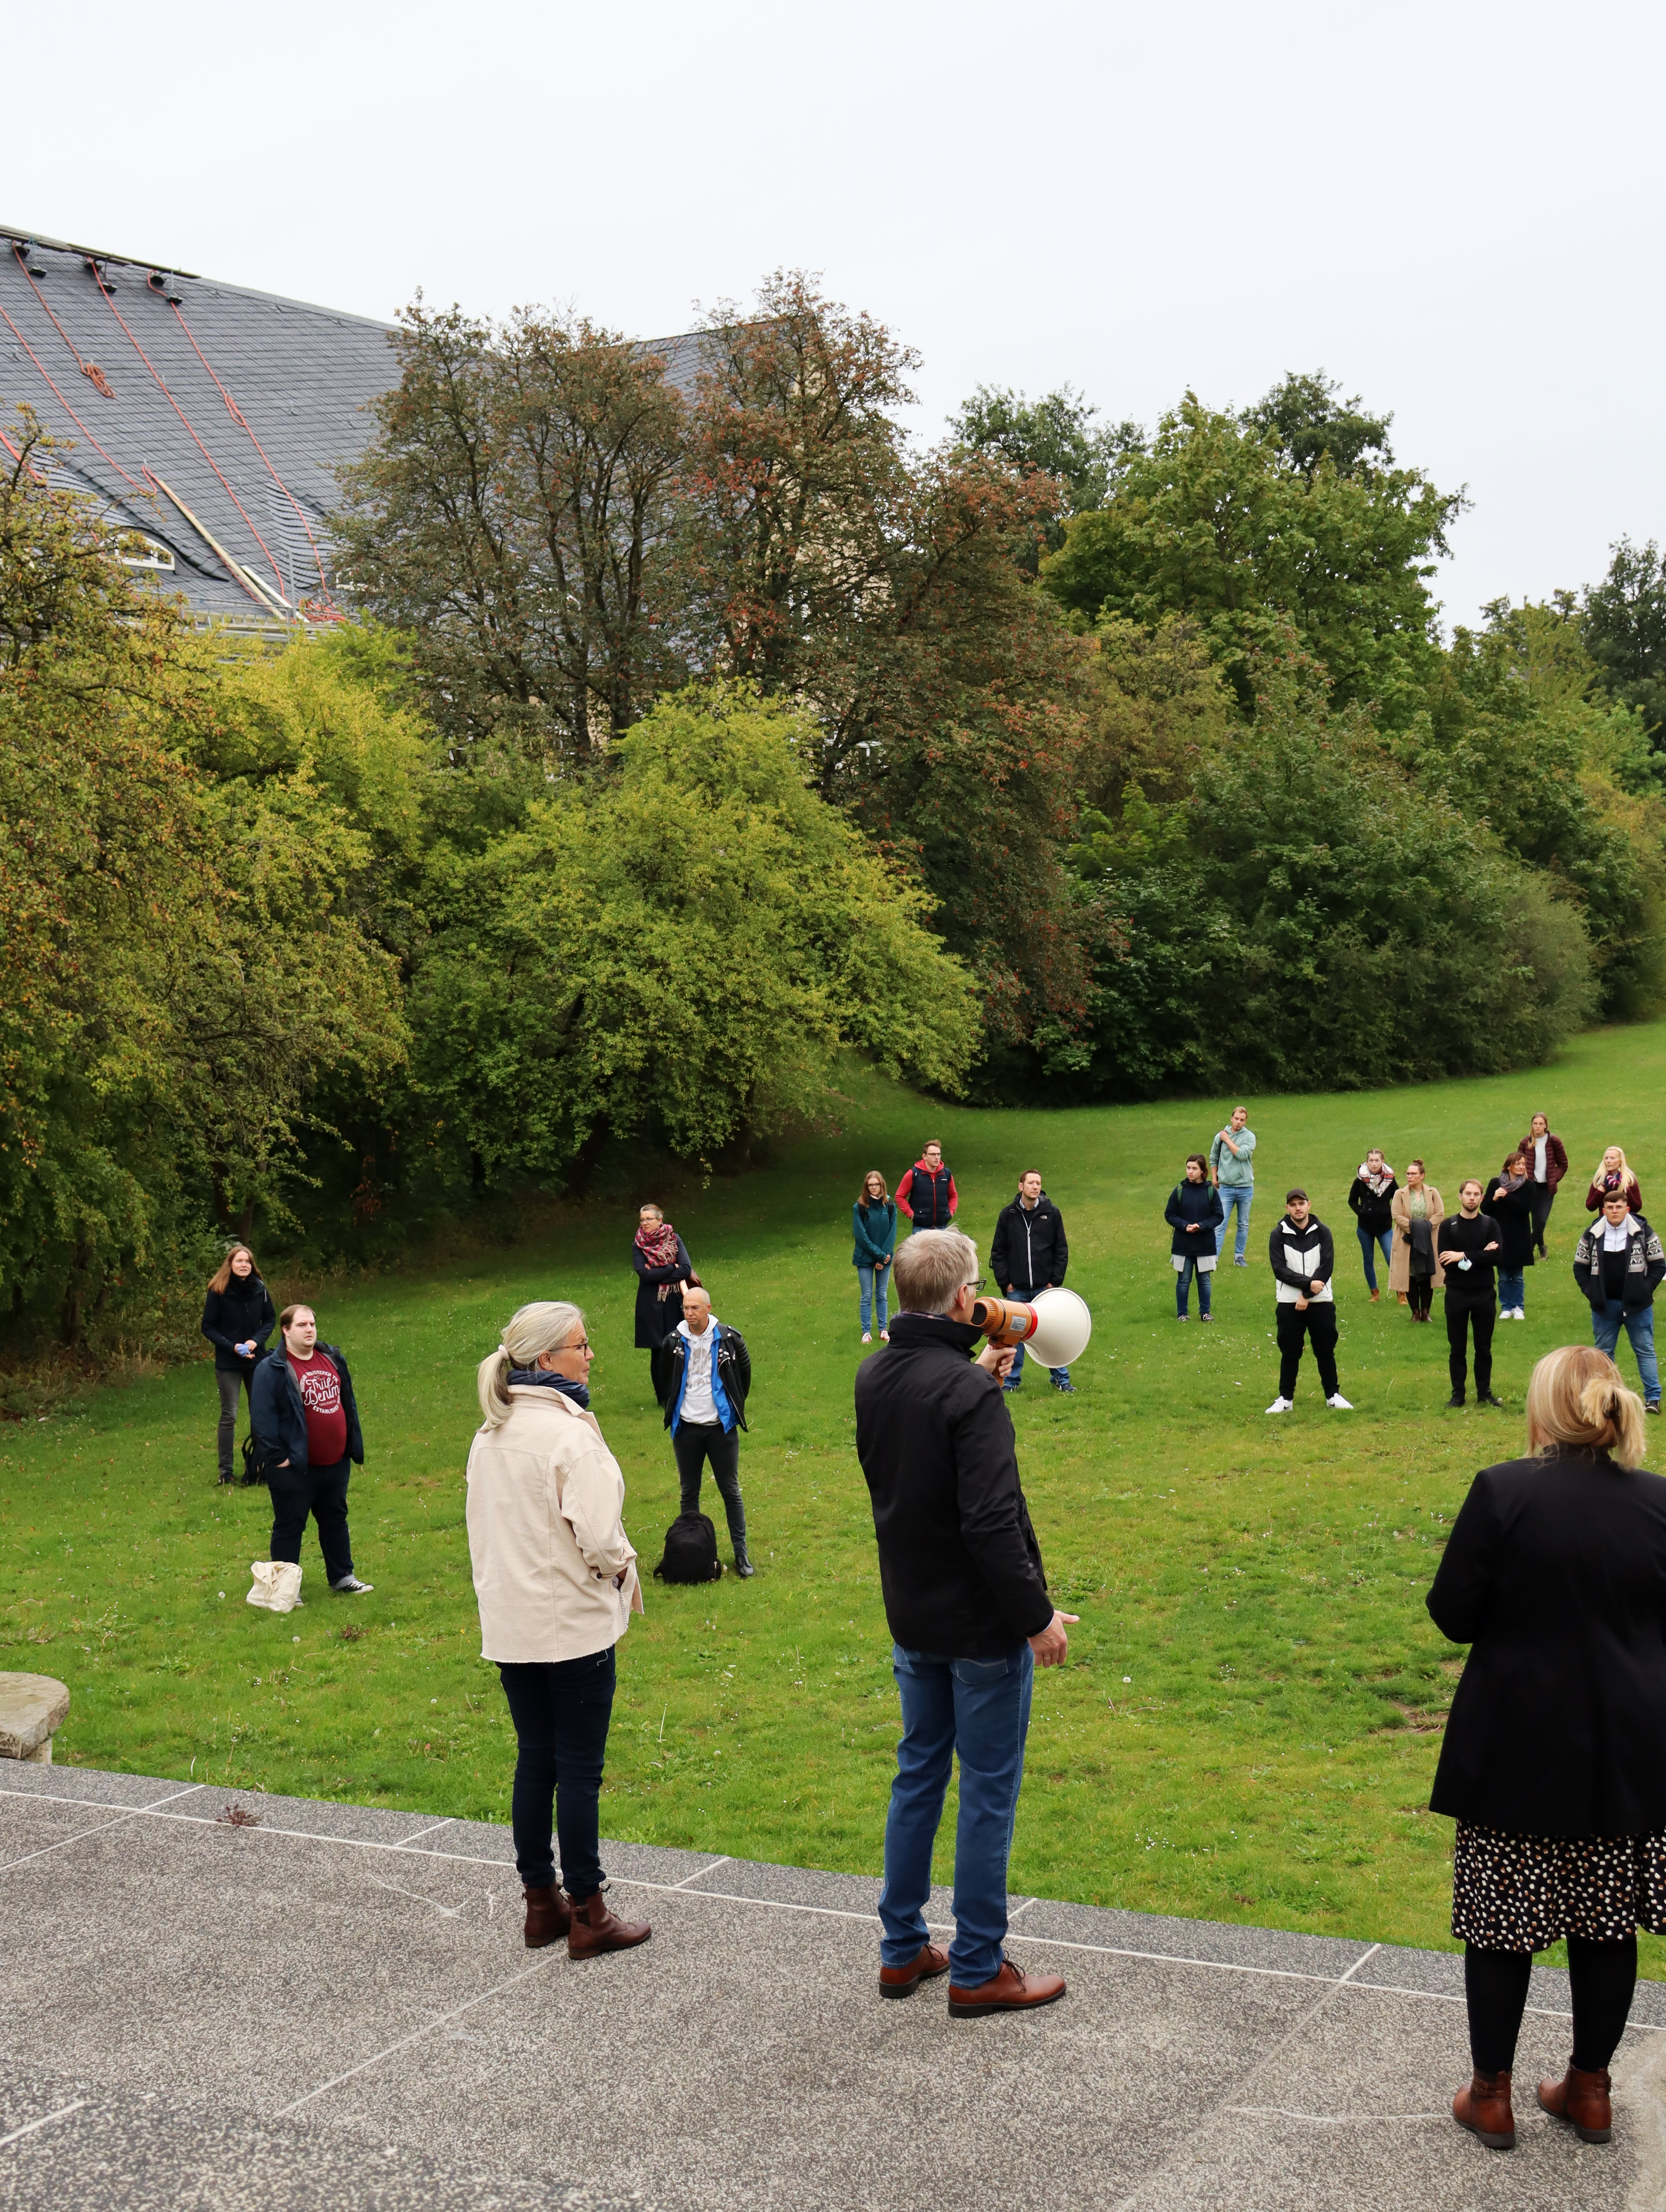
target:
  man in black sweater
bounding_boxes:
[989,1171,1074,1394]
[1266,1190,1351,1412]
[1439,1179,1504,1407]
[854,1228,1076,2019]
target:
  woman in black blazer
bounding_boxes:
[1427,1343,1666,2151]
[631,1204,694,1353]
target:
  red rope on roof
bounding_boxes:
[83,256,289,602]
[9,245,116,400]
[1,256,147,493]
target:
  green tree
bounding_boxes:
[948,385,1140,569]
[1582,538,1666,745]
[1239,370,1394,480]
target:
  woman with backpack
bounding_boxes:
[468,1300,651,1963]
[1166,1154,1225,1321]
[853,1170,898,1343]
[200,1245,277,1486]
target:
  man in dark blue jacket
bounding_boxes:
[249,1303,373,1594]
[855,1228,1076,2019]
[989,1172,1074,1392]
[652,1286,754,1577]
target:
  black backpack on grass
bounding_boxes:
[654,1511,723,1584]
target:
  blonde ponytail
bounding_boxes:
[1526,1344,1648,1468]
[476,1344,514,1429]
[476,1300,587,1430]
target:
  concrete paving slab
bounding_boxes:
[0,1762,206,1809]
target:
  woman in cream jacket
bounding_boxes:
[468,1300,650,1960]
[1389,1161,1446,1320]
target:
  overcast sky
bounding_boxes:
[4,0,1658,631]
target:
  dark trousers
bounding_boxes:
[268,1457,354,1586]
[1408,1277,1434,1318]
[673,1421,748,1558]
[1466,1937,1637,2074]
[215,1367,254,1479]
[1276,1303,1339,1398]
[1446,1298,1495,1397]
[1529,1185,1556,1252]
[497,1645,616,1898]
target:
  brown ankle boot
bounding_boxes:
[567,1888,651,1959]
[1538,2062,1613,2143]
[1453,2068,1515,2149]
[522,1884,571,1948]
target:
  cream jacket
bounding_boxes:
[466,1386,643,1664]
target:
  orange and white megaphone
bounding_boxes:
[971,1287,1092,1365]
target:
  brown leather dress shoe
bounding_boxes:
[522,1884,571,1949]
[1538,2062,1613,2143]
[878,1942,950,2000]
[947,1959,1066,2018]
[1452,2068,1515,2149]
[567,1888,652,1959]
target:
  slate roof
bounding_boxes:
[0,223,708,626]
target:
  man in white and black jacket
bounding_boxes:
[1574,1192,1666,1413]
[1266,1190,1352,1413]
[989,1171,1073,1395]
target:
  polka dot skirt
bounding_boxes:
[1453,1821,1666,1949]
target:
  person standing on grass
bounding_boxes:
[853,1171,898,1345]
[1586,1146,1643,1217]
[1519,1112,1569,1256]
[1574,1193,1665,1415]
[1166,1156,1223,1325]
[249,1304,374,1594]
[896,1140,957,1231]
[468,1300,651,1961]
[1484,1153,1536,1322]
[1210,1106,1257,1265]
[1346,1151,1398,1303]
[1430,1345,1666,2154]
[854,1228,1075,2018]
[201,1245,276,1487]
[632,1204,694,1358]
[1439,1181,1504,1409]
[653,1285,754,1577]
[1390,1160,1445,1321]
[1265,1191,1350,1412]
[990,1169,1075,1391]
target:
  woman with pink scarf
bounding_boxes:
[632,1204,695,1353]
[1347,1149,1399,1303]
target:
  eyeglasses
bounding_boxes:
[566,1339,593,1354]
[963,1277,988,1296]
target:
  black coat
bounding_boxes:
[853,1314,1053,1656]
[201,1280,277,1374]
[1347,1174,1399,1234]
[633,1236,693,1349]
[990,1191,1069,1293]
[1165,1178,1223,1255]
[1428,1451,1666,1836]
[249,1345,364,1477]
[1481,1177,1536,1274]
[651,1324,752,1432]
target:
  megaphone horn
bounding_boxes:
[974,1288,1094,1366]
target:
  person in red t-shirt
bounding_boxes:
[249,1303,372,1595]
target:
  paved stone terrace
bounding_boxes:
[1,1764,1663,2210]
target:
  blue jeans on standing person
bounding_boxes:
[1357,1225,1393,1291]
[1498,1269,1526,1313]
[879,1642,1035,1990]
[1217,1183,1253,1261]
[1593,1298,1661,1404]
[1003,1283,1069,1387]
[857,1263,890,1334]
[1175,1255,1212,1317]
[496,1644,617,1899]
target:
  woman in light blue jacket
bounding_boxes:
[853,1171,898,1343]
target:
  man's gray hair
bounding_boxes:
[893,1229,979,1315]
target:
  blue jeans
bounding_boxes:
[1004,1283,1069,1385]
[857,1263,890,1333]
[1498,1269,1526,1313]
[880,1642,1035,1988]
[497,1644,617,1898]
[1217,1183,1252,1260]
[1175,1254,1212,1316]
[1357,1224,1393,1290]
[1593,1299,1660,1403]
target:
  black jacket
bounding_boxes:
[249,1344,364,1476]
[1269,1214,1334,1298]
[1347,1174,1398,1234]
[652,1323,752,1432]
[633,1235,693,1350]
[1165,1178,1224,1256]
[1441,1211,1502,1307]
[990,1191,1069,1293]
[1428,1451,1666,1835]
[1572,1213,1666,1309]
[853,1314,1052,1656]
[1481,1176,1536,1275]
[201,1280,277,1374]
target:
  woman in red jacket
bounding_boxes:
[1586,1145,1643,1217]
[1519,1113,1568,1258]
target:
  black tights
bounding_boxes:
[1408,1280,1433,1318]
[1465,1936,1638,2073]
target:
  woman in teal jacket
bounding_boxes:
[853,1171,898,1343]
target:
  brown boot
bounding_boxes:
[1538,2062,1613,2143]
[567,1887,651,1959]
[878,1942,950,2000]
[522,1885,571,1948]
[1370,1287,1381,1303]
[1453,2068,1515,2149]
[948,1959,1066,2018]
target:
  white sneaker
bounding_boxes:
[1514,1308,1527,1320]
[862,1332,872,1344]
[332,1574,374,1594]
[1327,1393,1354,1410]
[1265,1395,1293,1414]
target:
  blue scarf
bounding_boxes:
[509,1366,591,1410]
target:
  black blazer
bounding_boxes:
[1427,1451,1666,1835]
[632,1236,692,1349]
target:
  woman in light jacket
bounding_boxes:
[1389,1159,1445,1322]
[468,1300,651,1961]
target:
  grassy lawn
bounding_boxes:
[7,1022,1666,1972]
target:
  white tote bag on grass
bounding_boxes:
[246,1561,303,1613]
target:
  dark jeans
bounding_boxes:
[215,1366,254,1479]
[268,1457,354,1586]
[1529,1185,1556,1252]
[1466,1937,1637,2074]
[673,1422,748,1557]
[1446,1298,1496,1397]
[1409,1278,1434,1318]
[1356,1224,1392,1290]
[1175,1255,1212,1318]
[497,1645,616,1898]
[1276,1303,1339,1398]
